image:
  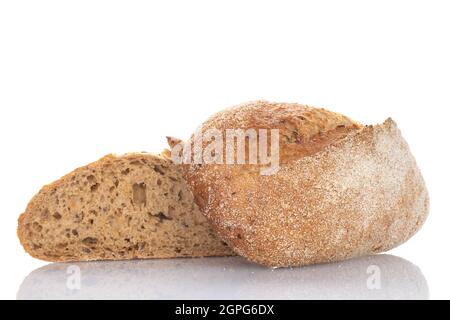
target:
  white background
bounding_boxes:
[0,0,449,299]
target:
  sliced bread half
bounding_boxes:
[18,153,233,262]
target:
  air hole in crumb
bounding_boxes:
[153,165,165,175]
[41,208,50,220]
[74,212,84,223]
[82,237,98,246]
[53,212,62,220]
[32,222,43,232]
[132,182,147,206]
[87,175,95,182]
[156,179,162,186]
[90,183,99,192]
[121,168,130,175]
[72,229,79,236]
[57,242,68,249]
[154,212,172,222]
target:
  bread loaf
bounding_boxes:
[175,101,429,267]
[18,153,233,262]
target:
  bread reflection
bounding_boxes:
[18,254,428,300]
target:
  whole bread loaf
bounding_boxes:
[176,101,429,267]
[18,153,233,262]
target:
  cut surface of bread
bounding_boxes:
[18,153,233,262]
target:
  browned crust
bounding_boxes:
[179,101,429,267]
[193,100,362,163]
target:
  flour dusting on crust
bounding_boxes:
[180,101,429,267]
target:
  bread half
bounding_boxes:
[18,153,233,262]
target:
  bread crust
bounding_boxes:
[180,101,429,267]
[18,153,233,262]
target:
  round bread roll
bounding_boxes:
[172,101,429,267]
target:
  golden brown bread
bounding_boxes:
[18,153,233,262]
[176,100,429,267]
